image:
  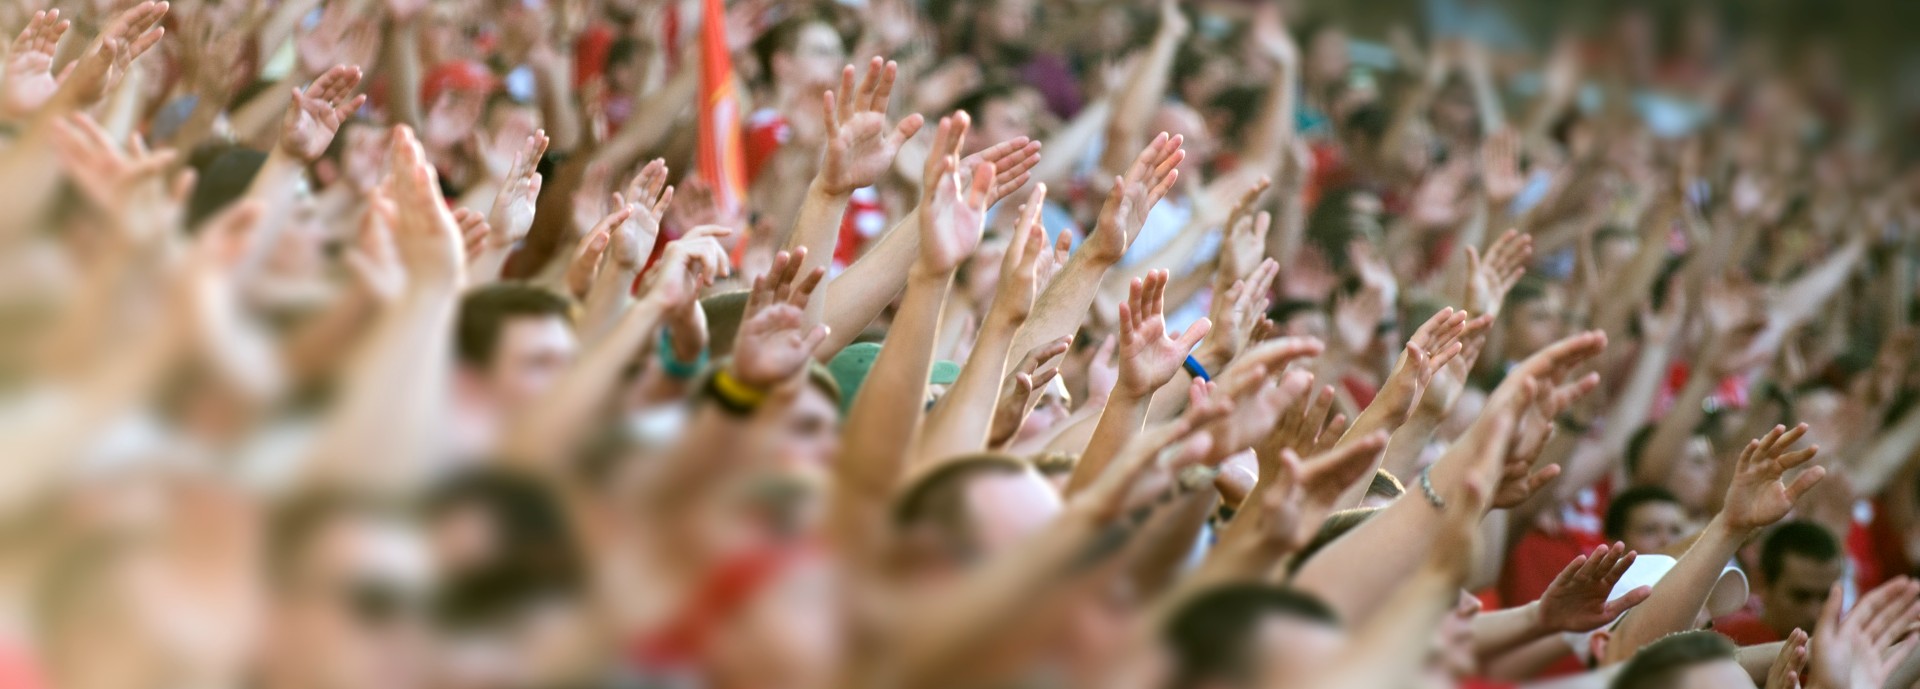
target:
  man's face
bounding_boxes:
[776,384,842,469]
[968,97,1034,156]
[1623,501,1690,555]
[1251,616,1345,683]
[1670,437,1717,513]
[485,315,578,408]
[274,517,434,689]
[775,23,846,91]
[1504,292,1566,360]
[1762,554,1842,634]
[964,470,1064,554]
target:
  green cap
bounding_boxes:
[826,342,962,413]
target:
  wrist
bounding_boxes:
[810,174,855,202]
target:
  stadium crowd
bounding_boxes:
[2,0,1920,687]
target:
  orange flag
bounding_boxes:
[697,0,746,222]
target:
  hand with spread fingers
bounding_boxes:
[1115,270,1211,399]
[3,9,70,118]
[818,57,924,196]
[1202,258,1280,369]
[1721,424,1825,532]
[1084,133,1185,266]
[1218,177,1273,286]
[987,337,1072,447]
[1465,229,1532,319]
[282,65,368,161]
[733,248,831,389]
[1536,542,1651,633]
[485,129,548,251]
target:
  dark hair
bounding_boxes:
[267,490,398,588]
[1604,486,1682,541]
[1624,425,1657,477]
[1164,583,1341,689]
[952,83,1022,124]
[891,454,1034,560]
[455,284,574,367]
[1289,507,1380,576]
[1608,630,1738,689]
[422,466,586,630]
[1366,469,1405,502]
[187,147,269,229]
[750,11,843,81]
[1502,275,1550,314]
[1759,521,1841,584]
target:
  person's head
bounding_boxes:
[954,84,1036,156]
[264,491,435,689]
[969,0,1038,56]
[1294,18,1348,93]
[1593,225,1640,275]
[827,342,961,413]
[1360,469,1405,509]
[773,363,844,471]
[1607,631,1751,689]
[1270,300,1330,340]
[891,454,1063,575]
[1605,485,1690,555]
[1501,277,1566,359]
[1014,376,1074,445]
[754,14,847,94]
[1164,584,1344,689]
[455,284,577,409]
[1304,186,1384,274]
[1625,424,1718,514]
[1756,521,1843,635]
[1152,101,1215,177]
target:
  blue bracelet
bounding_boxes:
[658,330,709,380]
[1183,355,1211,382]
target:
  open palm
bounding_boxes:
[819,58,923,195]
[1116,270,1209,398]
[1722,423,1825,531]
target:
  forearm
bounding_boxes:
[1012,251,1113,360]
[503,298,668,466]
[1599,341,1672,460]
[305,286,458,491]
[281,286,379,388]
[1031,100,1110,188]
[532,47,584,153]
[919,311,1021,461]
[1065,390,1151,495]
[839,270,951,495]
[236,152,311,277]
[1379,413,1441,482]
[787,180,856,321]
[1126,489,1215,599]
[1603,516,1748,664]
[1635,370,1712,488]
[1303,566,1459,689]
[590,56,698,170]
[579,259,640,344]
[1099,29,1179,173]
[1327,386,1415,507]
[385,19,424,130]
[1237,60,1298,176]
[818,208,920,359]
[1473,602,1548,662]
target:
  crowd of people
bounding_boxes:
[3,0,1920,687]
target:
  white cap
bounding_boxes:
[1560,554,1750,665]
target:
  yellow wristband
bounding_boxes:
[712,368,770,409]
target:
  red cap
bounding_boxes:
[421,60,498,105]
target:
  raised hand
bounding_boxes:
[990,184,1051,322]
[1377,307,1471,423]
[2,9,69,118]
[282,65,368,161]
[58,1,168,108]
[563,228,612,301]
[1259,377,1347,461]
[960,135,1043,207]
[916,122,993,276]
[1481,128,1524,209]
[640,224,734,316]
[451,207,490,262]
[1807,577,1920,689]
[381,126,466,292]
[1084,335,1119,408]
[1465,229,1532,318]
[1537,542,1650,633]
[610,159,673,273]
[1114,270,1211,398]
[1766,628,1809,689]
[1084,133,1185,265]
[1493,367,1598,508]
[344,191,403,302]
[49,113,186,237]
[733,248,831,388]
[1721,424,1824,532]
[987,337,1072,447]
[818,57,924,196]
[1219,177,1274,285]
[1416,313,1493,421]
[1202,258,1280,367]
[485,129,548,250]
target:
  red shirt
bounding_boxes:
[1712,609,1786,646]
[1498,481,1612,608]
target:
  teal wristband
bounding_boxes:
[658,330,709,380]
